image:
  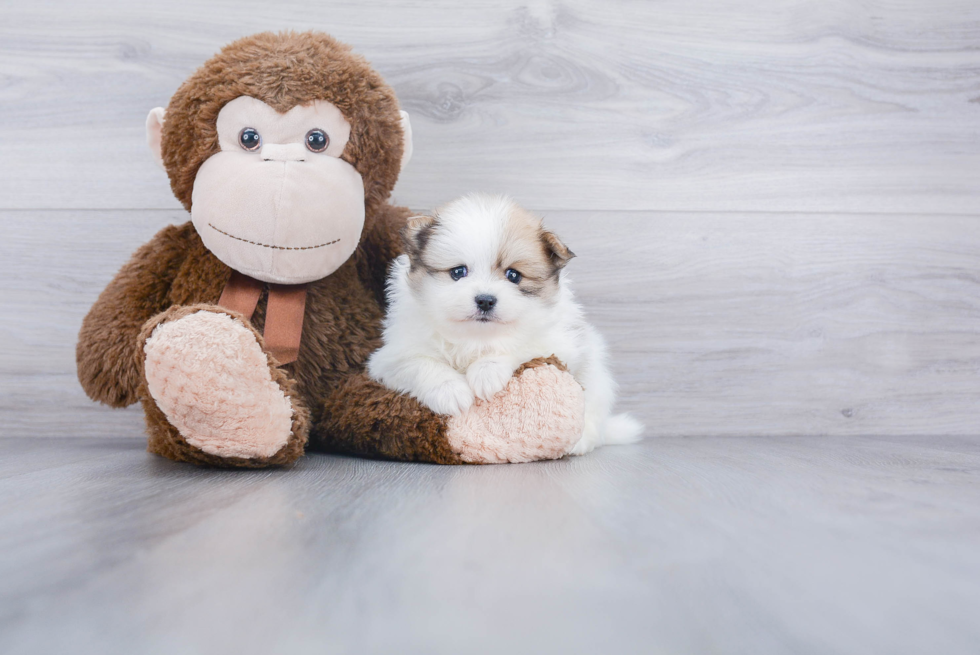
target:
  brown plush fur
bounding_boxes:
[516,355,569,376]
[77,32,463,466]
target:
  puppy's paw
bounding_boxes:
[418,376,475,416]
[466,358,515,400]
[567,435,596,456]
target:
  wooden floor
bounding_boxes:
[2,435,979,654]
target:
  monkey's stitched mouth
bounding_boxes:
[208,223,340,251]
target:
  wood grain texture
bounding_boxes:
[3,209,980,439]
[0,0,978,213]
[2,435,979,654]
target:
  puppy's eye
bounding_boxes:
[305,129,329,153]
[449,265,468,281]
[505,268,522,284]
[239,127,261,151]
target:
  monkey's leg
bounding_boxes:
[136,304,308,468]
[311,357,583,464]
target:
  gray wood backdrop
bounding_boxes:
[2,0,979,438]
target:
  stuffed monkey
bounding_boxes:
[76,31,585,467]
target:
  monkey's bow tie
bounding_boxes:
[218,271,307,364]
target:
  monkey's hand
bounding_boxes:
[447,356,584,464]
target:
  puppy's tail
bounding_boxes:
[603,413,644,446]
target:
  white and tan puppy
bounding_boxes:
[367,193,642,455]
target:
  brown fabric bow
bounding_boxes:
[218,271,307,364]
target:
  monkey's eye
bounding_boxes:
[505,268,522,284]
[449,265,468,281]
[238,128,262,151]
[305,129,329,153]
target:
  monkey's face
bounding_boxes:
[189,96,365,284]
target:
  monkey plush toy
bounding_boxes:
[76,31,585,467]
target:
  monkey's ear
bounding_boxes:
[146,107,166,170]
[399,110,413,172]
[541,230,576,270]
[401,214,436,258]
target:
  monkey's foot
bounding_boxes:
[143,309,296,460]
[447,357,584,464]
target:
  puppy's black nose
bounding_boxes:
[475,294,497,313]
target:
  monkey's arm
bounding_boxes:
[312,357,584,465]
[358,202,413,306]
[312,371,463,464]
[76,223,194,407]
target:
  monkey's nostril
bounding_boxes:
[475,294,497,313]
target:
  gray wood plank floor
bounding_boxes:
[2,436,979,655]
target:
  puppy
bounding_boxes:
[367,193,642,455]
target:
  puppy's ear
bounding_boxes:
[541,230,576,270]
[401,214,437,260]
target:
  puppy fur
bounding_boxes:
[367,193,642,455]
